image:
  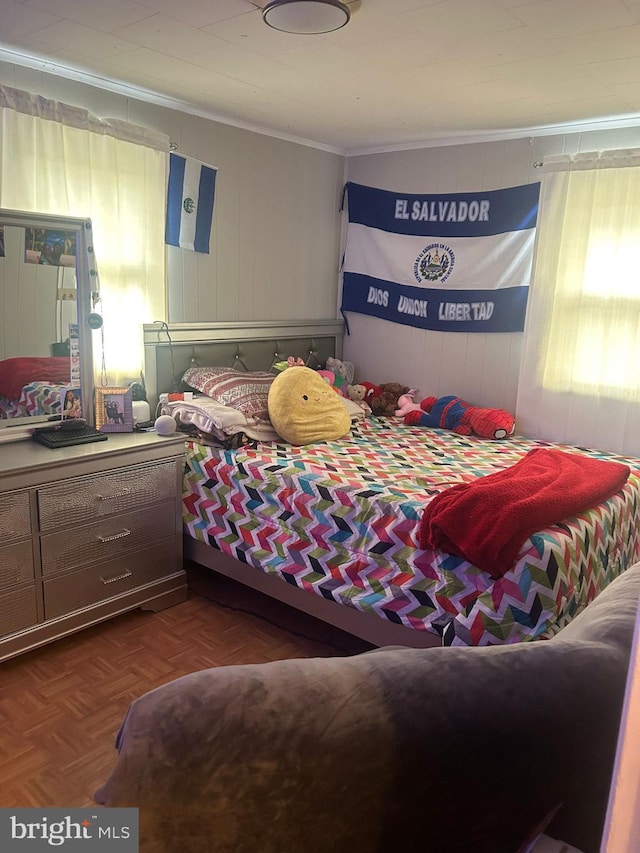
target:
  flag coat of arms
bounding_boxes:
[165,153,217,253]
[341,181,540,333]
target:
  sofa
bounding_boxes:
[95,566,640,853]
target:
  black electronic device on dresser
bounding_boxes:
[32,418,107,448]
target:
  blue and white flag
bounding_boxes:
[165,153,217,253]
[341,181,540,333]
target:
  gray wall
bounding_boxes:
[344,126,640,411]
[0,224,77,360]
[2,56,640,415]
[0,59,345,328]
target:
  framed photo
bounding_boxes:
[95,387,133,433]
[24,227,77,267]
[60,386,82,419]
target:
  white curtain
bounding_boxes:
[0,84,169,385]
[516,148,640,457]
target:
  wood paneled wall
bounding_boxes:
[344,126,640,412]
[0,60,345,330]
[2,56,640,414]
[0,225,71,359]
[164,130,345,324]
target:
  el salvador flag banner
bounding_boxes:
[341,181,540,333]
[165,153,217,253]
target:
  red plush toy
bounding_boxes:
[404,394,515,439]
[359,381,381,404]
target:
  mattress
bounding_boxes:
[183,418,640,646]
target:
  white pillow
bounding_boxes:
[163,396,279,442]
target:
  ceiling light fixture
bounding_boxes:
[262,0,351,35]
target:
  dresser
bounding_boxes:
[0,432,188,662]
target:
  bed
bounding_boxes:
[0,356,70,418]
[143,320,640,648]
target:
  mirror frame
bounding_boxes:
[0,208,98,440]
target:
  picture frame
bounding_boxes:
[60,386,82,419]
[24,227,77,267]
[95,387,133,433]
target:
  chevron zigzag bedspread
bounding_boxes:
[0,381,64,418]
[183,419,640,646]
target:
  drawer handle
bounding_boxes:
[97,489,131,501]
[97,528,131,543]
[99,570,133,585]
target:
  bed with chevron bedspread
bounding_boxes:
[0,380,65,418]
[182,418,640,646]
[0,355,70,418]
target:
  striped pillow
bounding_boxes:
[182,367,274,419]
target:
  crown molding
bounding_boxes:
[345,114,640,156]
[0,45,344,156]
[3,44,640,158]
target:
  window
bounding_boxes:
[0,84,168,383]
[517,149,640,455]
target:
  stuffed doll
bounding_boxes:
[268,366,351,445]
[359,381,381,406]
[317,369,349,396]
[325,356,355,386]
[359,381,411,417]
[404,394,515,439]
[344,383,372,415]
[346,384,367,403]
[373,382,412,417]
[273,356,305,371]
[395,391,422,417]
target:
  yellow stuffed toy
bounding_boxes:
[268,366,351,445]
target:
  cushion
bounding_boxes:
[94,566,640,853]
[182,367,274,419]
[267,366,351,445]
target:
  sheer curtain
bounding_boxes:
[516,148,640,457]
[0,84,169,385]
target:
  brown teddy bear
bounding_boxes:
[360,381,411,417]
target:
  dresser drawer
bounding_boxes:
[0,584,38,638]
[38,460,179,532]
[0,490,31,542]
[0,541,35,590]
[43,539,181,619]
[40,501,177,578]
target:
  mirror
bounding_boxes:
[0,208,99,440]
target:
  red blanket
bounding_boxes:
[0,356,70,400]
[419,447,631,577]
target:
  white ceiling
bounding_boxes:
[2,0,640,154]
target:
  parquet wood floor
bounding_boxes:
[0,572,365,810]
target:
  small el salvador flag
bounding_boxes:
[165,153,217,253]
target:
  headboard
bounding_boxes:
[142,319,345,412]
